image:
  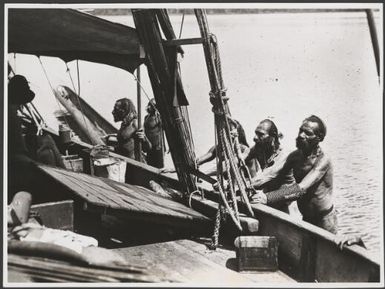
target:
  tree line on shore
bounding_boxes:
[88,8,370,16]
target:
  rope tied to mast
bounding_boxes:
[194,9,255,250]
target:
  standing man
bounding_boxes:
[245,119,296,213]
[112,98,151,161]
[143,98,165,168]
[251,115,336,234]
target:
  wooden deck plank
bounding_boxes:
[38,165,208,222]
[78,179,131,209]
[112,183,206,219]
[114,239,295,285]
[45,169,107,206]
[110,185,169,214]
[175,239,295,283]
[114,240,252,284]
[44,166,177,213]
[58,174,122,209]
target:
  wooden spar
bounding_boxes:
[135,66,142,161]
[365,9,380,81]
[53,86,105,145]
[137,66,142,128]
[132,9,197,196]
[55,85,117,135]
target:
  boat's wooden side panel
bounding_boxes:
[251,203,380,282]
[315,238,379,282]
[29,200,74,231]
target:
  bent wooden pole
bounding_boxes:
[54,86,105,146]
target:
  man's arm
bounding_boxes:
[136,128,152,152]
[196,145,217,166]
[250,150,294,189]
[258,153,331,205]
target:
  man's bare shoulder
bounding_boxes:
[317,148,333,168]
[285,149,302,162]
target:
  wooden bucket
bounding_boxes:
[234,236,278,272]
[62,155,84,173]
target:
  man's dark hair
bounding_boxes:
[260,119,281,148]
[117,98,137,115]
[233,119,249,147]
[304,115,326,141]
[9,75,35,105]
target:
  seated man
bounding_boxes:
[251,115,337,234]
[8,75,38,200]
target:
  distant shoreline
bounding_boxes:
[88,8,378,16]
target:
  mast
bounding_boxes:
[132,9,197,196]
[365,9,380,82]
[135,66,142,161]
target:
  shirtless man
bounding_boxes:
[252,115,337,234]
[143,99,165,168]
[111,98,151,160]
[196,118,250,176]
[246,119,296,213]
[161,118,248,176]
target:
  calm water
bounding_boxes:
[9,12,382,256]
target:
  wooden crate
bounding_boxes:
[234,236,278,272]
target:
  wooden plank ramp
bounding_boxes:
[113,239,295,285]
[37,165,209,224]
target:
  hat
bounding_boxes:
[9,75,35,105]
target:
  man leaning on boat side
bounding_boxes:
[245,119,296,214]
[251,115,337,234]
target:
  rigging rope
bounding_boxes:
[178,12,185,39]
[65,62,77,93]
[63,60,94,145]
[194,9,255,249]
[132,74,154,106]
[74,60,92,142]
[37,56,70,130]
[13,53,16,73]
[8,61,15,78]
[22,104,44,135]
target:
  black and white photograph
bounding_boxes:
[4,2,383,285]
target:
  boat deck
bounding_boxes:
[38,165,209,227]
[113,238,295,284]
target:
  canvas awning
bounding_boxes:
[8,8,143,73]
